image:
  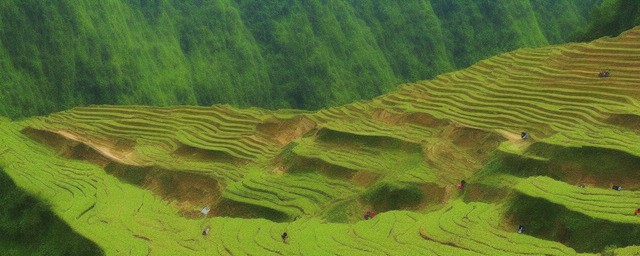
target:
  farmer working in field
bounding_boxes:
[598,70,610,77]
[364,210,377,220]
[457,180,466,190]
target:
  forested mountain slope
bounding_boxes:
[0,0,598,118]
[573,0,640,41]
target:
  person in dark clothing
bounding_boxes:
[517,225,524,234]
[579,183,586,188]
[281,232,288,243]
[364,211,371,220]
[612,185,622,191]
[521,132,529,140]
[202,227,211,236]
[598,70,610,77]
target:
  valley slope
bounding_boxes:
[2,26,640,255]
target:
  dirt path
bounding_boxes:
[55,130,140,166]
[495,130,523,142]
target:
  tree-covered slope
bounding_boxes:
[0,0,599,118]
[573,0,640,42]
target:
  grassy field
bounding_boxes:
[2,27,640,255]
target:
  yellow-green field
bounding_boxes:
[2,27,640,255]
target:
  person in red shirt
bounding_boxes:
[635,208,639,216]
[457,180,466,190]
[364,210,378,220]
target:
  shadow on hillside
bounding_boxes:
[504,194,640,253]
[480,143,640,189]
[0,168,104,255]
[316,129,422,150]
[285,153,381,187]
[213,199,290,222]
[606,113,640,132]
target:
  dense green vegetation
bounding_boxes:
[0,0,599,118]
[0,168,103,256]
[573,0,640,41]
[2,25,640,254]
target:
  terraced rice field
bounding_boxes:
[515,176,640,224]
[2,27,640,255]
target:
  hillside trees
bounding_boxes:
[0,0,599,118]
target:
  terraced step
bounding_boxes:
[222,173,362,218]
[418,201,581,255]
[514,176,640,223]
[292,137,433,180]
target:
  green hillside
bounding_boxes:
[573,0,640,42]
[1,26,640,255]
[0,0,599,118]
[0,168,103,256]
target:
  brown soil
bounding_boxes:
[442,125,505,149]
[23,128,123,168]
[284,155,382,187]
[418,183,447,206]
[23,127,80,154]
[211,198,289,222]
[69,143,112,167]
[421,125,505,184]
[351,171,381,187]
[423,140,482,183]
[549,162,640,190]
[370,109,449,127]
[495,130,525,143]
[171,144,241,164]
[25,127,140,166]
[150,173,220,219]
[462,183,511,203]
[24,127,229,219]
[257,116,317,146]
[287,156,353,178]
[104,162,222,218]
[605,113,640,132]
[54,130,140,166]
[406,112,449,127]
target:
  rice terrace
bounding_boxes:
[2,1,640,255]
